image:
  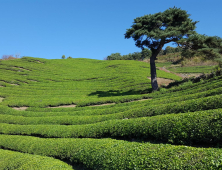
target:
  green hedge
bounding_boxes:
[152,76,222,97]
[0,149,73,169]
[0,109,222,146]
[0,93,221,126]
[151,78,222,99]
[0,135,221,169]
[1,83,222,120]
[23,78,222,115]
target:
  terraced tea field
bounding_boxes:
[0,57,222,169]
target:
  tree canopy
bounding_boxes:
[106,49,152,61]
[178,34,222,62]
[125,7,197,54]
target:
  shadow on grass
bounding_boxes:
[88,88,152,97]
[109,136,222,149]
[62,159,90,170]
[162,70,222,89]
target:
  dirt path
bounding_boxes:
[158,66,203,79]
[47,98,151,108]
[158,67,185,78]
[13,66,31,71]
[47,104,77,108]
[12,107,29,111]
[148,66,202,86]
[88,103,115,107]
[147,77,175,86]
[11,98,152,111]
[0,97,4,103]
[148,66,179,86]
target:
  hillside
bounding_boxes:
[0,57,222,169]
[0,57,181,108]
[155,52,218,78]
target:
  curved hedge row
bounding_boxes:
[0,135,221,170]
[0,109,222,146]
[156,76,222,95]
[24,80,222,115]
[0,149,73,170]
[0,94,221,126]
[150,78,222,99]
[20,77,221,113]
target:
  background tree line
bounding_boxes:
[106,46,183,61]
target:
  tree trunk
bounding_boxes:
[150,54,158,91]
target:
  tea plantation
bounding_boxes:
[0,57,222,169]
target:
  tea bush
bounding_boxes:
[0,135,222,169]
[0,149,73,169]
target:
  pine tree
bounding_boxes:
[125,7,222,90]
[125,7,197,90]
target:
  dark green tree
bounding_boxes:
[131,52,142,60]
[164,46,175,55]
[158,49,164,56]
[62,55,66,59]
[125,7,198,90]
[122,53,133,60]
[178,34,222,62]
[141,48,152,60]
[107,53,122,60]
[175,46,183,53]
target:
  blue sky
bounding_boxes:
[1,0,222,60]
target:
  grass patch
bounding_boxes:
[167,65,216,73]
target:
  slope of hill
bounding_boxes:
[0,57,222,169]
[154,52,218,78]
[0,57,181,108]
